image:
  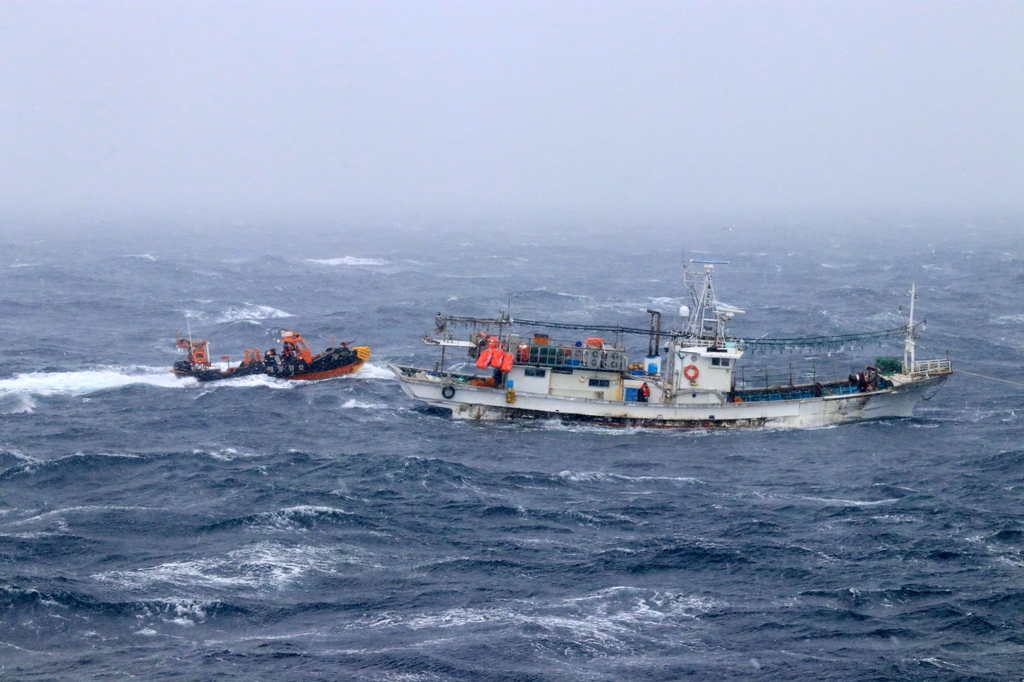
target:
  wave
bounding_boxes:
[361,586,715,654]
[341,399,388,409]
[0,393,36,414]
[215,304,293,324]
[207,373,297,390]
[798,496,900,507]
[91,541,360,593]
[0,361,397,400]
[306,256,388,266]
[353,363,397,381]
[0,366,194,397]
[557,471,704,485]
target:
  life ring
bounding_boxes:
[683,364,699,381]
[442,385,456,399]
[505,388,516,404]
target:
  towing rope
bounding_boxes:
[955,369,1024,388]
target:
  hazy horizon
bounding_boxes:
[1,1,1022,228]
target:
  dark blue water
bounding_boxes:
[1,221,1022,680]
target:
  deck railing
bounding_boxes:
[910,359,952,375]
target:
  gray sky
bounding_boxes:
[1,1,1021,224]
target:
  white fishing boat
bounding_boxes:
[390,261,951,428]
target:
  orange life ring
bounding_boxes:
[683,364,699,381]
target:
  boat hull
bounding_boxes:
[175,347,371,383]
[390,364,947,428]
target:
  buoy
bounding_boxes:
[517,343,530,362]
[476,349,492,369]
[490,348,505,368]
[505,388,516,404]
[500,351,514,372]
[585,337,603,348]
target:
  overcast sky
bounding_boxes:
[1,1,1021,224]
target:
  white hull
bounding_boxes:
[391,365,948,428]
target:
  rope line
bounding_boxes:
[438,314,909,352]
[955,369,1024,388]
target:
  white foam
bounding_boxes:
[248,505,355,531]
[215,304,293,324]
[992,314,1024,325]
[212,373,297,390]
[10,503,152,526]
[194,447,264,461]
[92,542,357,592]
[799,496,899,507]
[364,586,714,652]
[558,471,703,485]
[354,363,398,381]
[306,256,388,266]
[0,366,194,397]
[125,253,159,261]
[341,399,388,410]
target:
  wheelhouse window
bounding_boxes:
[524,367,547,377]
[588,378,610,387]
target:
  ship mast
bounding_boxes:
[903,283,917,373]
[683,260,737,347]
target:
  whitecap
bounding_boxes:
[341,399,388,410]
[212,374,297,390]
[215,304,293,324]
[799,496,899,507]
[92,541,359,592]
[0,366,195,398]
[354,363,398,381]
[558,471,703,485]
[306,256,388,266]
[247,505,355,531]
[363,586,714,653]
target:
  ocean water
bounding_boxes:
[1,221,1022,680]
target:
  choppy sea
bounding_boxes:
[1,220,1022,680]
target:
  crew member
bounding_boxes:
[638,382,651,402]
[265,348,278,365]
